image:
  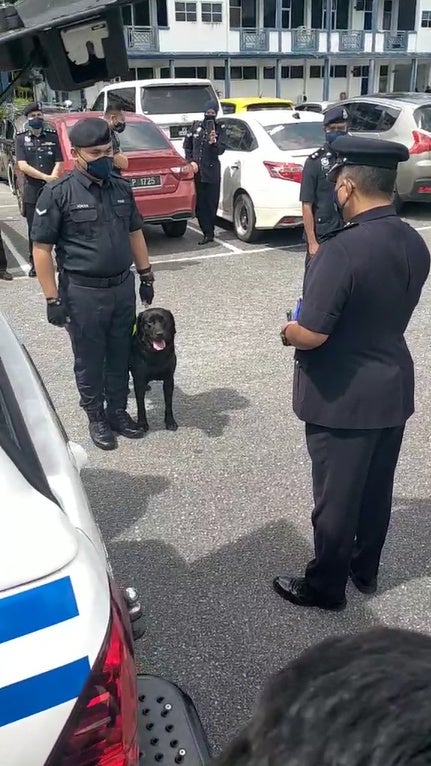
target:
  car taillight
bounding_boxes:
[263,161,303,182]
[46,584,139,766]
[171,164,194,180]
[409,130,431,155]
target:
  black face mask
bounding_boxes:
[112,121,126,133]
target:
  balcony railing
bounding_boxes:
[339,29,364,52]
[292,28,319,53]
[384,30,408,51]
[124,25,160,53]
[240,29,269,52]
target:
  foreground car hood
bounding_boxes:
[0,448,78,592]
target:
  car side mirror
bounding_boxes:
[68,441,88,474]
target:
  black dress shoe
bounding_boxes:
[108,409,145,439]
[0,270,13,281]
[273,576,346,611]
[350,570,377,595]
[88,417,116,450]
[198,236,214,245]
[28,266,37,277]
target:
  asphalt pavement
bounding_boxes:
[2,182,431,753]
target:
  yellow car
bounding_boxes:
[220,97,294,115]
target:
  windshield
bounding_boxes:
[141,85,216,115]
[67,121,170,152]
[266,121,324,150]
[414,105,431,132]
[247,103,292,111]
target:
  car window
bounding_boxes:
[348,102,385,132]
[0,120,5,139]
[141,85,215,115]
[413,105,431,132]
[305,105,323,113]
[223,121,256,151]
[295,105,305,111]
[107,87,136,112]
[378,106,400,132]
[246,102,292,111]
[265,121,324,150]
[67,120,171,152]
[92,92,105,111]
[5,120,14,140]
[222,103,236,114]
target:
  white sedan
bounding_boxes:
[217,110,325,242]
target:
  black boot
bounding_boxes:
[88,411,116,450]
[28,260,36,278]
[0,270,12,281]
[108,409,145,439]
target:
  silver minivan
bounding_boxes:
[335,94,431,210]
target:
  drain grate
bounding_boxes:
[138,675,211,765]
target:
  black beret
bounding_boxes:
[324,105,349,127]
[329,135,409,176]
[69,117,112,148]
[23,101,43,116]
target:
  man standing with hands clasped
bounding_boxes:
[275,135,430,611]
[184,99,225,245]
[31,117,155,451]
[15,102,63,277]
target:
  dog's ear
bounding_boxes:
[169,311,176,337]
[136,312,146,338]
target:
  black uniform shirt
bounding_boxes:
[183,122,226,184]
[30,168,143,277]
[300,145,342,242]
[15,124,63,204]
[293,205,430,429]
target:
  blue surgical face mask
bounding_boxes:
[326,129,347,145]
[85,156,114,180]
[28,117,44,130]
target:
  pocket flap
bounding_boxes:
[70,205,98,222]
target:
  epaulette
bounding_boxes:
[48,172,73,190]
[43,125,58,133]
[321,221,360,242]
[16,128,26,136]
[309,146,325,160]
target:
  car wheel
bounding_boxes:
[15,182,24,216]
[162,220,188,238]
[393,187,404,215]
[233,192,259,243]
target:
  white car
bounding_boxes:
[0,313,209,765]
[218,110,325,242]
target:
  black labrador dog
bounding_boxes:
[130,308,177,432]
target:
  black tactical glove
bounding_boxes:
[138,267,155,305]
[46,298,69,327]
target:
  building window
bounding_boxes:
[137,67,154,79]
[121,1,168,27]
[322,0,337,29]
[382,0,392,30]
[213,65,225,79]
[363,0,373,30]
[230,66,258,79]
[332,65,347,78]
[175,2,197,22]
[229,0,256,28]
[281,65,304,78]
[264,66,275,79]
[352,65,370,77]
[264,0,276,28]
[175,66,208,77]
[422,10,431,27]
[281,0,292,28]
[202,2,222,22]
[310,65,323,78]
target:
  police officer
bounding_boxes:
[300,104,349,269]
[31,117,155,451]
[104,103,129,173]
[15,102,63,277]
[183,99,225,245]
[275,136,430,611]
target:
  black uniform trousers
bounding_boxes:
[62,271,135,415]
[24,203,36,264]
[195,178,219,239]
[304,423,405,603]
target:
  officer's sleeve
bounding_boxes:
[299,159,317,204]
[15,134,25,162]
[183,132,193,161]
[299,239,352,335]
[129,194,143,232]
[30,186,62,244]
[53,133,64,162]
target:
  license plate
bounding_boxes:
[170,125,191,139]
[130,175,161,189]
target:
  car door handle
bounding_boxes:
[230,163,239,170]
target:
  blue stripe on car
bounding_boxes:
[0,577,79,643]
[0,657,91,727]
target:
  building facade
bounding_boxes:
[44,0,431,105]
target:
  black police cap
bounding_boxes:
[329,135,409,176]
[323,105,349,127]
[69,117,112,148]
[23,101,43,116]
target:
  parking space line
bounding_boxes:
[152,244,303,264]
[414,225,431,232]
[187,223,242,253]
[2,231,30,273]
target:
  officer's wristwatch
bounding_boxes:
[46,297,60,304]
[138,267,154,283]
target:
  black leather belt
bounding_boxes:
[65,269,131,288]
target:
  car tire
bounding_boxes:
[393,187,404,215]
[162,220,187,238]
[233,192,259,243]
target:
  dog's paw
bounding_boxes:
[138,420,150,432]
[165,418,178,432]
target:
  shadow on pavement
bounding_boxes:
[379,496,431,593]
[129,385,250,438]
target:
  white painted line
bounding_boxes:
[2,231,30,273]
[0,203,19,208]
[187,223,241,253]
[414,225,431,232]
[151,245,301,264]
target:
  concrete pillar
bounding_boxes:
[225,57,231,97]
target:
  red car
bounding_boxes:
[14,111,196,238]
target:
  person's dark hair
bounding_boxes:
[341,164,396,197]
[104,103,124,117]
[214,628,431,766]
